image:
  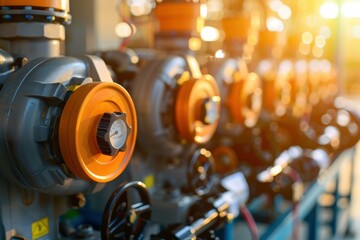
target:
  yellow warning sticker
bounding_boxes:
[144,174,154,188]
[31,217,49,240]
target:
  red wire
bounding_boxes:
[117,18,134,51]
[240,205,259,240]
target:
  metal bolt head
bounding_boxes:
[14,57,28,68]
[71,193,86,209]
[77,224,94,237]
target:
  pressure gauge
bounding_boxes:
[97,112,131,156]
[109,118,128,149]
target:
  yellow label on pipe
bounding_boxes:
[31,217,49,240]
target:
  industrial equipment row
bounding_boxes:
[0,0,359,240]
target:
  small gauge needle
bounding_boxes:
[110,131,118,137]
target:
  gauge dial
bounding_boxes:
[109,118,128,150]
[97,112,131,156]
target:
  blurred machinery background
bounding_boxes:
[1,0,360,239]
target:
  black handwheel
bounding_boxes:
[187,148,215,196]
[101,181,151,240]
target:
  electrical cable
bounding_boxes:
[240,205,259,240]
[115,0,135,51]
[118,21,135,51]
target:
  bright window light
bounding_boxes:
[215,49,225,58]
[295,60,307,73]
[266,16,284,32]
[319,26,332,39]
[320,2,339,19]
[302,32,313,45]
[115,22,135,38]
[189,37,202,51]
[269,0,283,12]
[278,5,292,20]
[128,0,153,16]
[315,35,326,48]
[320,59,331,73]
[200,3,208,18]
[352,25,360,38]
[342,3,360,18]
[201,26,220,42]
[312,46,323,58]
[207,0,223,13]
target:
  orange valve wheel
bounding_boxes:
[59,82,137,182]
[174,74,221,144]
[228,72,262,128]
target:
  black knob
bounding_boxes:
[96,112,131,156]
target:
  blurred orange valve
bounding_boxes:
[228,72,262,127]
[175,74,221,144]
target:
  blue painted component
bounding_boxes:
[331,175,340,235]
[344,147,357,236]
[2,15,11,20]
[24,14,33,20]
[218,220,234,240]
[247,194,268,212]
[306,202,319,240]
[45,15,55,22]
[260,208,292,240]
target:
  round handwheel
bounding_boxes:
[187,148,215,196]
[101,181,151,240]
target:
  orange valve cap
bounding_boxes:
[0,0,69,11]
[228,72,262,128]
[155,1,204,33]
[59,82,137,182]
